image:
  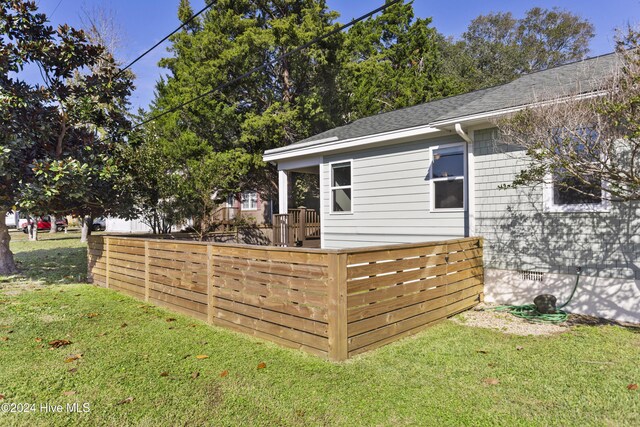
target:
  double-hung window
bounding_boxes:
[241,191,258,211]
[330,161,352,213]
[430,145,465,210]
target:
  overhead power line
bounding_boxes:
[117,1,215,77]
[49,0,64,19]
[131,0,404,130]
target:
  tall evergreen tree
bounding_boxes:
[145,0,342,237]
[337,0,457,121]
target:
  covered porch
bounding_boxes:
[270,156,322,248]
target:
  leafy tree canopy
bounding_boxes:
[497,27,640,203]
[449,7,594,90]
[0,0,133,271]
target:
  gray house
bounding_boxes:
[263,52,639,324]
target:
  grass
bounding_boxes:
[0,232,639,426]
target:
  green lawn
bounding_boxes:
[0,232,638,426]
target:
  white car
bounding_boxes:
[5,212,18,228]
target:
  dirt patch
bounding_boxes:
[452,304,569,336]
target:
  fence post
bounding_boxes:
[327,252,348,361]
[207,245,215,324]
[105,236,110,289]
[287,214,294,247]
[144,240,150,302]
[298,207,306,244]
[477,238,485,303]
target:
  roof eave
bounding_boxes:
[263,124,441,162]
[263,89,608,163]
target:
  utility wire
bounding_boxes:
[116,1,215,77]
[49,0,63,19]
[131,0,404,130]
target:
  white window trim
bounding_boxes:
[542,173,610,213]
[329,159,353,215]
[241,191,258,211]
[429,143,466,212]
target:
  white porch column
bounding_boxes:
[278,169,289,214]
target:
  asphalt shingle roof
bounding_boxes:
[293,52,620,147]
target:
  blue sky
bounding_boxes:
[30,0,640,111]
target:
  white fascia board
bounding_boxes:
[265,136,338,158]
[277,156,323,171]
[263,125,441,162]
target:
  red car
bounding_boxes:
[21,215,68,233]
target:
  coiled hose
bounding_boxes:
[493,268,582,323]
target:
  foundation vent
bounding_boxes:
[518,270,544,282]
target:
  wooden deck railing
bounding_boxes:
[88,236,483,361]
[272,207,320,246]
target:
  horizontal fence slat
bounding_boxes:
[148,258,207,275]
[147,240,210,254]
[109,276,145,297]
[108,250,145,264]
[148,272,208,295]
[109,270,145,290]
[211,263,328,293]
[149,281,208,305]
[108,238,146,248]
[347,264,448,295]
[347,273,482,323]
[212,255,327,278]
[212,317,328,358]
[108,257,145,273]
[150,297,208,322]
[213,246,329,266]
[347,254,447,280]
[213,286,328,322]
[212,276,327,308]
[148,248,207,264]
[213,307,328,352]
[448,248,482,263]
[215,298,328,337]
[348,280,482,337]
[347,243,448,265]
[348,293,481,354]
[148,289,208,316]
[148,265,208,286]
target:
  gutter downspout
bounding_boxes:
[455,123,474,238]
[455,123,473,144]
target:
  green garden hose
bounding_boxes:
[493,268,582,324]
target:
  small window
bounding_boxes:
[545,173,607,212]
[553,175,602,206]
[241,191,258,211]
[544,127,608,212]
[331,161,352,213]
[430,145,464,210]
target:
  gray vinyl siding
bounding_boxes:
[474,128,640,280]
[321,135,466,249]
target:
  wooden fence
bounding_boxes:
[88,236,483,361]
